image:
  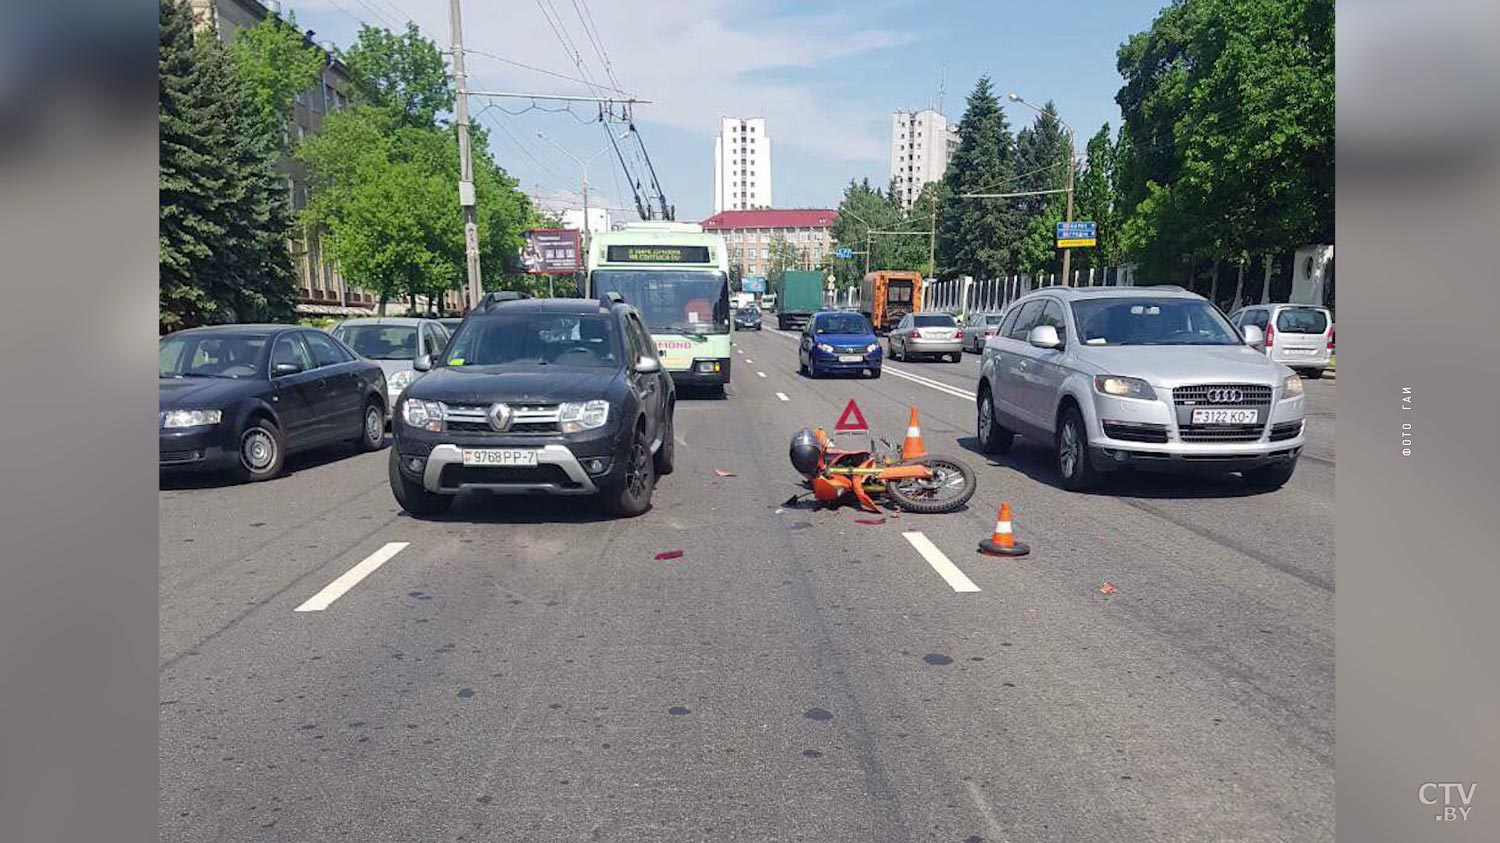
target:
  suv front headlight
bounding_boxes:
[402,399,444,431]
[816,343,834,354]
[1093,375,1157,401]
[388,369,414,392]
[161,409,222,428]
[1282,374,1304,397]
[865,343,880,353]
[559,400,610,433]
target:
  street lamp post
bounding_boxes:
[1008,92,1077,286]
[537,130,630,296]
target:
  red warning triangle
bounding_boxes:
[834,399,869,432]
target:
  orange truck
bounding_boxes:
[859,271,922,334]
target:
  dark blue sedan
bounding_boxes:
[797,311,882,379]
[159,325,389,482]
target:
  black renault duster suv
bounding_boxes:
[388,293,675,517]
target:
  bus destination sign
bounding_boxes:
[606,245,713,264]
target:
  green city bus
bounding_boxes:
[586,222,732,391]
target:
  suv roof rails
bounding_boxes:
[475,291,530,312]
[1142,284,1187,291]
[599,291,626,307]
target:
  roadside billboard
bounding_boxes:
[520,228,582,274]
[742,276,766,293]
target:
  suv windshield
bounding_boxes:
[335,324,418,360]
[1276,307,1329,333]
[443,313,620,368]
[591,270,730,335]
[815,313,872,335]
[159,333,268,378]
[1071,297,1241,346]
[913,314,956,328]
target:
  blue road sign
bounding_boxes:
[834,247,854,260]
[1055,221,1097,240]
[742,276,766,293]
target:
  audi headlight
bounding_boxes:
[161,409,222,428]
[816,343,834,354]
[1282,374,1304,397]
[559,400,610,433]
[1093,375,1157,401]
[402,399,444,431]
[865,343,880,353]
[388,369,414,392]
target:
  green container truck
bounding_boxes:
[777,270,824,331]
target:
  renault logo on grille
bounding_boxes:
[487,403,513,431]
[1207,388,1243,404]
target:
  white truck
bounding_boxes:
[733,291,757,309]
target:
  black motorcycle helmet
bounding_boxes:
[789,427,822,476]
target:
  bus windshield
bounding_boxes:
[592,269,730,335]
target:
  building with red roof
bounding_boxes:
[700,209,840,277]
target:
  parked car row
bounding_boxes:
[161,295,678,518]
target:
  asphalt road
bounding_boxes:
[160,323,1335,843]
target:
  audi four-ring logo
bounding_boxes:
[487,402,513,431]
[1207,389,1243,403]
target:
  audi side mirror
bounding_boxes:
[271,361,302,377]
[1242,325,1265,346]
[1027,324,1063,349]
[635,356,662,374]
[414,354,433,372]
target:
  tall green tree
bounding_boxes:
[1114,0,1334,278]
[298,23,535,310]
[1073,123,1123,269]
[936,76,1019,281]
[1010,103,1072,278]
[766,234,800,299]
[160,0,224,331]
[159,0,297,332]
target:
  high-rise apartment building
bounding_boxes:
[889,109,959,210]
[713,117,772,213]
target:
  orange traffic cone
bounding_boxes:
[978,502,1030,557]
[900,406,927,461]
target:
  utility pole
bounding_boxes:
[928,209,937,280]
[448,0,482,310]
[1007,91,1078,286]
[1061,132,1076,285]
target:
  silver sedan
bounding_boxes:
[887,312,964,362]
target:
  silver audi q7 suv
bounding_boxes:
[975,286,1306,491]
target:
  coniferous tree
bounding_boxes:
[159,0,225,332]
[935,76,1018,281]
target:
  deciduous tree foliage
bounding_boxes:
[229,13,324,134]
[297,24,534,312]
[1114,0,1333,277]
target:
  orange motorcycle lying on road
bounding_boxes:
[788,409,976,514]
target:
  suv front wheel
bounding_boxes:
[603,422,655,517]
[1056,405,1104,491]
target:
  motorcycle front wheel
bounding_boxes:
[885,454,977,514]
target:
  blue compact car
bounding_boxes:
[798,311,883,379]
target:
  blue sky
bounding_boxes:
[287,0,1168,221]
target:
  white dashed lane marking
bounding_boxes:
[757,371,767,378]
[903,532,980,593]
[295,542,409,612]
[775,392,789,402]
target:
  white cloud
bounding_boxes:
[295,0,906,163]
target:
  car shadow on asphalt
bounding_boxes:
[411,492,620,524]
[955,435,1270,500]
[158,439,386,491]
